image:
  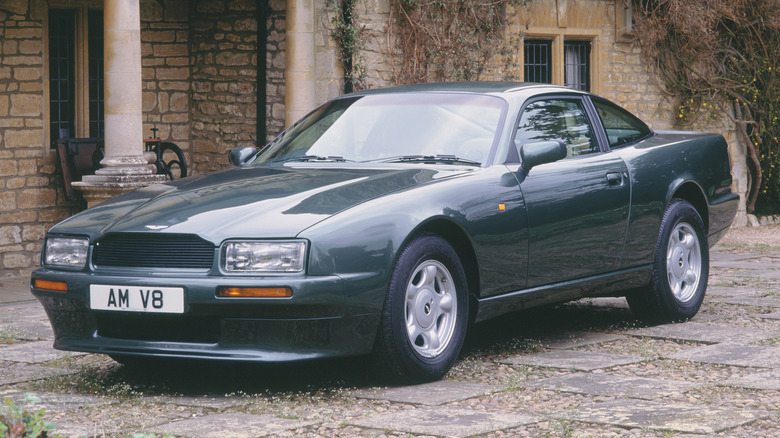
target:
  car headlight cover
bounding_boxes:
[224,241,306,273]
[45,237,89,268]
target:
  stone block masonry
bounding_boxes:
[0,0,290,277]
[143,0,288,174]
[0,0,749,279]
[141,0,192,158]
[0,5,82,277]
[266,1,287,134]
[188,0,288,173]
[192,0,267,174]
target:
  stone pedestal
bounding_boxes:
[73,172,168,208]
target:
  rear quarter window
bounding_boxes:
[593,98,652,149]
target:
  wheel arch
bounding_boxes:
[670,181,709,231]
[409,218,481,319]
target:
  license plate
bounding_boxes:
[90,285,184,314]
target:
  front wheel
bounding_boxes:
[373,234,469,382]
[627,199,709,322]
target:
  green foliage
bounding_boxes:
[635,0,780,213]
[0,395,59,438]
[331,0,366,91]
[0,395,179,438]
[390,0,524,83]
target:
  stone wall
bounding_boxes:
[141,0,288,170]
[0,0,291,278]
[354,0,396,89]
[350,0,676,131]
[189,0,260,174]
[0,2,81,277]
[352,0,674,126]
[349,0,747,222]
[141,0,191,154]
[265,0,287,141]
[0,0,751,279]
[313,2,343,104]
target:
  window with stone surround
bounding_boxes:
[521,34,598,94]
[46,3,103,146]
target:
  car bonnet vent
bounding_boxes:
[93,233,215,269]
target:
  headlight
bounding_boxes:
[223,241,306,273]
[44,237,89,268]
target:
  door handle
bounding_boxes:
[606,172,623,186]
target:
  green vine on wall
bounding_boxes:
[331,0,366,92]
[389,0,524,84]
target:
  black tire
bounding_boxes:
[627,199,709,322]
[154,142,188,180]
[372,233,469,382]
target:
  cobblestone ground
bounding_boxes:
[1,226,778,437]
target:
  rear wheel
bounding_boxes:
[373,233,469,382]
[627,199,709,322]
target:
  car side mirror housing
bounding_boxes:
[516,140,567,182]
[228,146,258,166]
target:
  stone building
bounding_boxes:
[0,0,746,277]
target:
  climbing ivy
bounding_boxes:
[634,0,780,214]
[389,0,524,83]
[331,0,366,92]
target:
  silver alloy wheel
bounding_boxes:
[666,222,702,303]
[405,260,457,358]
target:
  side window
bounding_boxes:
[593,99,652,149]
[516,99,598,158]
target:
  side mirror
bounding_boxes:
[516,140,566,181]
[228,146,259,166]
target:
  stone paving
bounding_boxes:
[0,228,778,437]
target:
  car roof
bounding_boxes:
[345,81,584,97]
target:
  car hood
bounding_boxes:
[52,164,471,244]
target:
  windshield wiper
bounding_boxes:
[275,155,351,163]
[376,155,481,166]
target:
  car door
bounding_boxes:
[511,96,630,287]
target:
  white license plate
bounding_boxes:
[90,285,184,314]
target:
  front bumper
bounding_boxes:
[31,268,379,361]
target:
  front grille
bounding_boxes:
[93,233,215,269]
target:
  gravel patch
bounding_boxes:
[720,224,780,247]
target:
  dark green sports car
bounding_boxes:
[32,83,738,382]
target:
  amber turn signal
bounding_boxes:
[34,279,68,292]
[217,287,292,298]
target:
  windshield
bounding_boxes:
[255,93,506,165]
